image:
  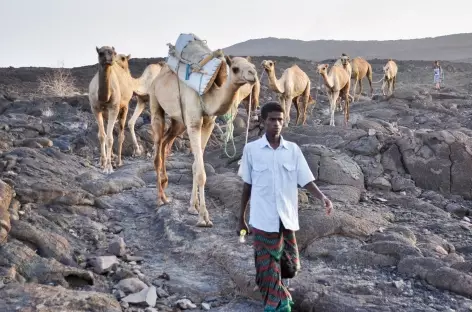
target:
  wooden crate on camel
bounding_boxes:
[166,33,227,96]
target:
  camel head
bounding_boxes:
[261,60,276,73]
[96,46,117,66]
[115,54,132,71]
[224,56,257,86]
[340,53,350,66]
[317,64,329,74]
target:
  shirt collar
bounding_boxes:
[259,133,289,149]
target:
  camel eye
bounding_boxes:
[121,57,125,61]
[232,67,240,74]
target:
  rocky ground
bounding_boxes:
[2,57,472,311]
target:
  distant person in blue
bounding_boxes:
[433,61,443,90]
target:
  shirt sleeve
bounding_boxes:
[296,146,315,187]
[240,144,252,184]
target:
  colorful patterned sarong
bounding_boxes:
[252,222,300,312]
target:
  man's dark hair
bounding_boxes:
[261,101,285,120]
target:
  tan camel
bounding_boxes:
[226,66,260,122]
[261,60,314,127]
[381,59,398,96]
[333,53,354,111]
[149,55,257,227]
[88,46,136,173]
[115,54,164,156]
[348,56,373,101]
[317,63,351,127]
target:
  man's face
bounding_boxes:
[264,111,284,135]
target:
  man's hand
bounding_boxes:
[323,196,333,215]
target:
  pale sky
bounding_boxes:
[1,0,470,68]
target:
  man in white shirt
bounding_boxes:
[238,101,333,311]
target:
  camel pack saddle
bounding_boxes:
[166,33,227,95]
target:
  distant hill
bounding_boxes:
[223,33,472,62]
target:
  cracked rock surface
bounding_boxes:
[1,58,472,311]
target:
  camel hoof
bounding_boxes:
[196,220,213,227]
[188,207,199,215]
[103,164,113,174]
[158,196,171,206]
[133,147,143,157]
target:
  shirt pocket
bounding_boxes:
[282,163,297,182]
[252,163,270,186]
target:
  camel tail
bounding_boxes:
[367,63,373,82]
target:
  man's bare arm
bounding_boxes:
[304,181,326,200]
[239,183,252,221]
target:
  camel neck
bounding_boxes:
[267,69,284,94]
[204,78,241,116]
[98,65,112,102]
[321,72,333,90]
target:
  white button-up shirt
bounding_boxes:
[240,134,315,232]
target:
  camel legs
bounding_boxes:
[151,105,168,206]
[104,107,120,174]
[116,104,129,167]
[300,82,311,125]
[352,76,359,102]
[358,79,363,100]
[392,76,397,94]
[368,76,374,97]
[284,96,294,127]
[187,117,214,227]
[160,119,186,192]
[328,91,340,126]
[381,79,387,96]
[128,97,146,156]
[292,97,300,125]
[93,109,107,169]
[343,88,350,127]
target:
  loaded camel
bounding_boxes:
[261,60,314,127]
[88,46,136,173]
[317,63,351,127]
[338,55,373,101]
[381,59,398,96]
[149,55,257,227]
[115,54,165,156]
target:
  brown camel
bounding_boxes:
[115,54,164,156]
[349,56,373,101]
[261,60,314,127]
[317,63,351,127]
[88,46,135,173]
[381,59,398,96]
[149,55,257,227]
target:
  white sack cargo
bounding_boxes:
[166,33,226,95]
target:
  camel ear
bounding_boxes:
[225,55,232,66]
[127,54,131,60]
[273,60,276,65]
[246,56,252,63]
[96,47,100,54]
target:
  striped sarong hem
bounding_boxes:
[252,223,300,312]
